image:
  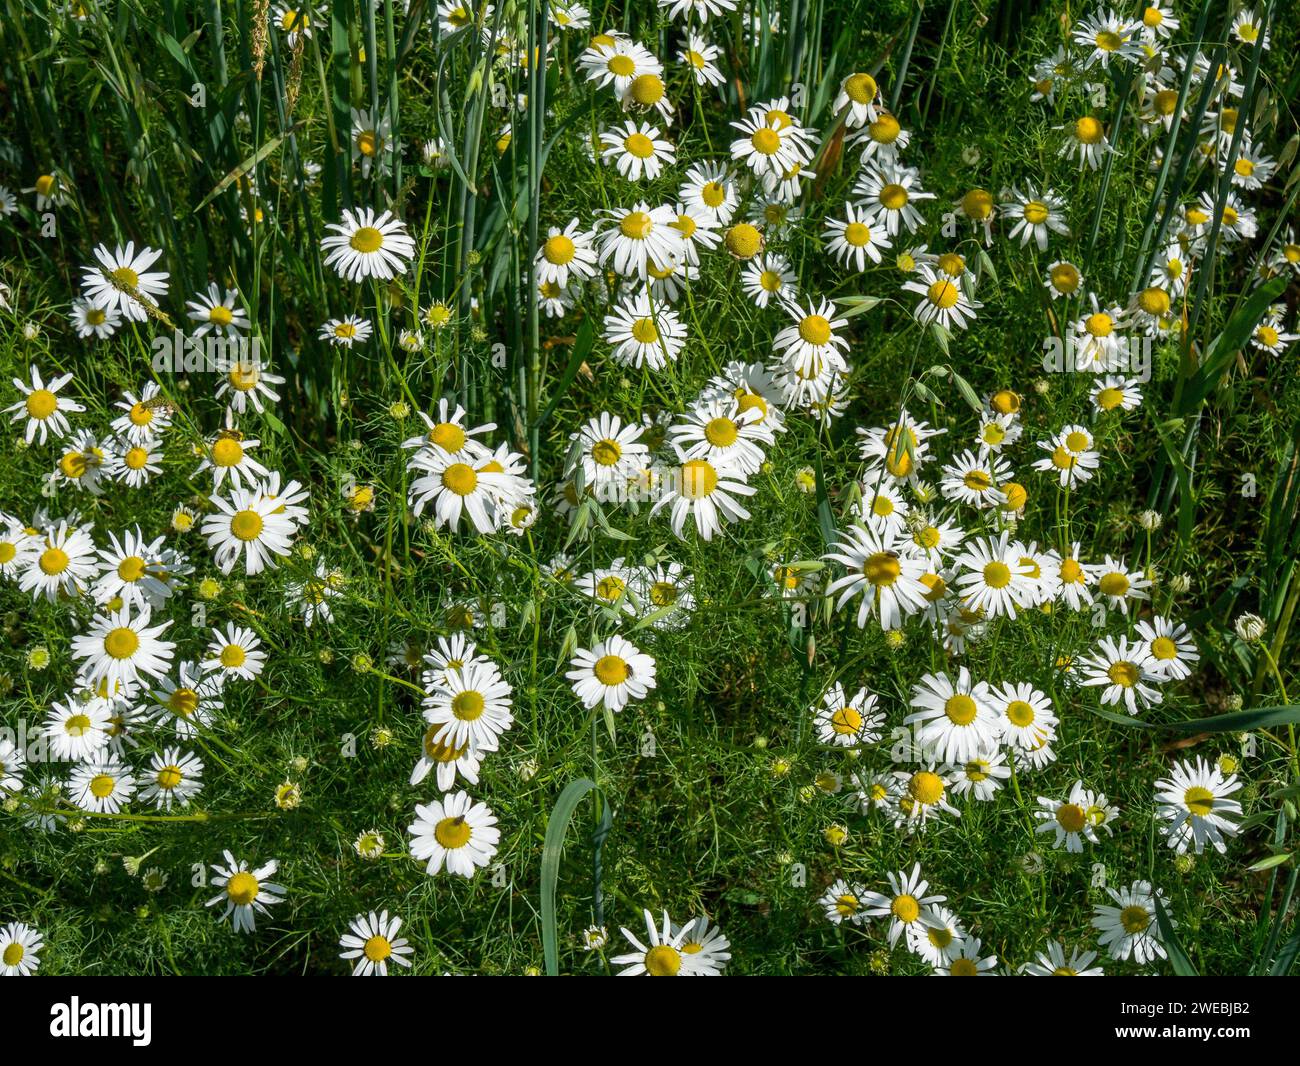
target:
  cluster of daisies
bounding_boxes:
[819,863,1176,973]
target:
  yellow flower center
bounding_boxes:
[350,226,384,253]
[879,183,908,211]
[1184,786,1215,816]
[751,127,781,155]
[1098,572,1129,597]
[844,221,872,247]
[156,766,183,790]
[90,773,116,799]
[363,935,392,962]
[1085,312,1113,337]
[103,627,140,659]
[944,694,978,725]
[442,463,478,496]
[892,893,921,923]
[844,72,877,104]
[870,113,901,143]
[1120,905,1150,934]
[606,54,635,77]
[704,417,739,447]
[1107,660,1139,687]
[434,816,472,849]
[701,181,726,208]
[230,509,264,541]
[798,314,831,345]
[629,73,664,105]
[619,210,653,240]
[1138,287,1170,316]
[927,279,960,309]
[226,871,259,905]
[1065,430,1090,452]
[211,437,244,467]
[680,458,718,500]
[1075,116,1104,144]
[451,690,486,720]
[725,223,762,258]
[645,945,682,976]
[594,654,629,686]
[630,317,659,344]
[26,389,58,420]
[863,551,901,586]
[961,188,993,220]
[624,132,656,159]
[1056,803,1086,832]
[168,688,199,717]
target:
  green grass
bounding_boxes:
[1,0,1299,975]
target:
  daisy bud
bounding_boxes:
[1170,573,1191,594]
[275,780,302,809]
[351,652,374,673]
[1138,509,1163,531]
[1234,613,1267,643]
[1173,853,1195,874]
[1218,754,1239,775]
[1225,693,1244,711]
[770,756,791,778]
[823,823,849,846]
[370,726,394,749]
[388,400,411,419]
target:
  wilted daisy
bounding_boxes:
[834,70,882,127]
[321,207,416,283]
[1079,635,1163,714]
[1154,756,1242,855]
[1022,941,1104,976]
[1035,781,1118,852]
[604,293,687,371]
[8,365,85,444]
[651,453,755,541]
[567,634,656,712]
[813,683,884,748]
[0,922,43,977]
[902,263,982,330]
[1059,114,1114,170]
[862,864,946,947]
[339,911,415,977]
[852,110,915,166]
[825,202,892,271]
[408,790,500,877]
[206,851,286,933]
[1092,881,1168,965]
[80,241,169,321]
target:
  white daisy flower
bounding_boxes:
[408,790,500,877]
[206,850,286,933]
[1154,756,1242,855]
[80,241,169,322]
[339,910,415,976]
[7,365,84,444]
[567,634,657,712]
[1091,880,1168,965]
[322,207,417,283]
